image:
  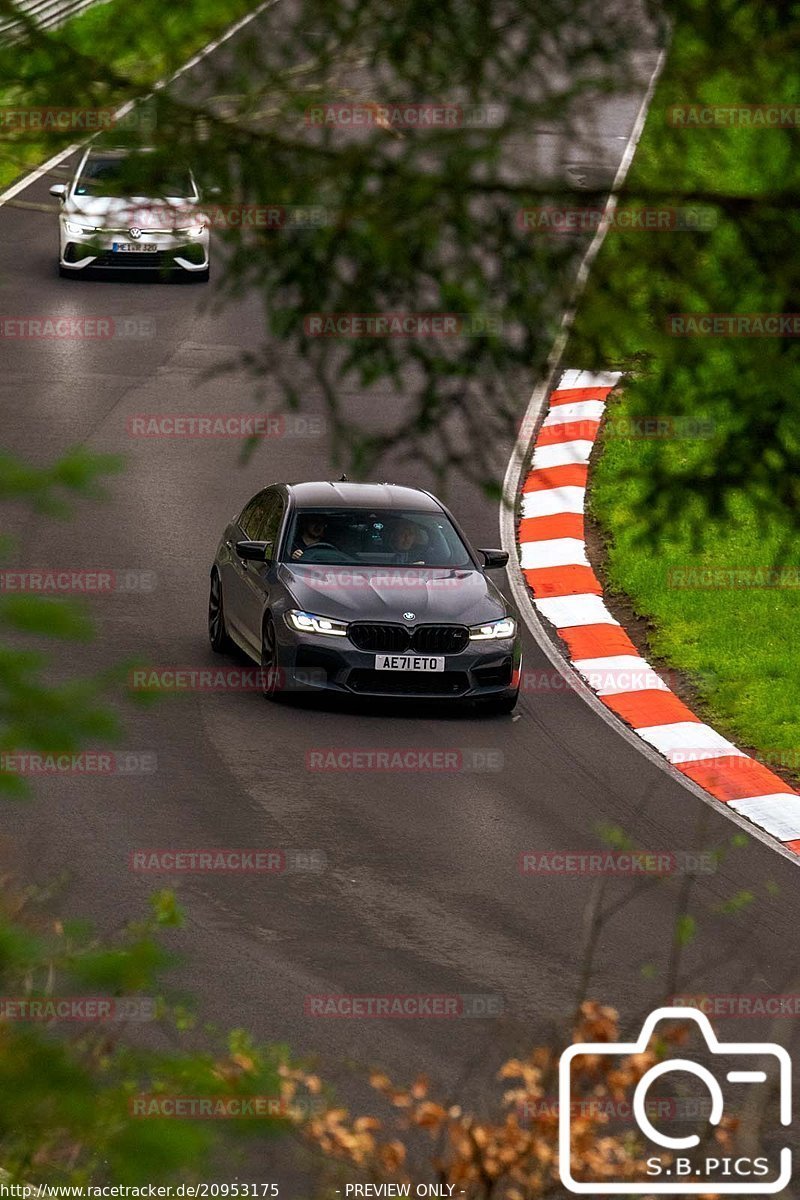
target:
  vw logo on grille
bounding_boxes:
[129,227,142,239]
[403,612,415,620]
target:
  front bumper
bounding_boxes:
[59,227,209,273]
[273,624,522,700]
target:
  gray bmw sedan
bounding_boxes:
[209,481,521,712]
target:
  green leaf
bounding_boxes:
[675,914,697,947]
[0,597,94,641]
[716,890,756,916]
[150,890,184,928]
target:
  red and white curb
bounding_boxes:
[516,368,800,857]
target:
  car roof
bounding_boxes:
[285,481,443,512]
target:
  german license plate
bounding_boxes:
[112,242,158,253]
[374,654,445,672]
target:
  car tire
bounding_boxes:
[480,691,518,716]
[195,266,210,282]
[58,264,71,278]
[208,569,233,653]
[260,613,283,701]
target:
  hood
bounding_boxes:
[63,195,198,226]
[278,563,509,626]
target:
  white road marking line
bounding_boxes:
[734,796,800,844]
[520,486,585,517]
[728,795,800,841]
[557,369,624,390]
[543,399,607,425]
[535,593,617,628]
[636,722,745,764]
[531,438,595,468]
[519,537,589,569]
[572,654,669,695]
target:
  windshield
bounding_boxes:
[74,155,196,198]
[284,507,474,567]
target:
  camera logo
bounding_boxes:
[559,1005,791,1193]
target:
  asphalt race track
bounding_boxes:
[1,6,799,1190]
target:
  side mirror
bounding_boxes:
[478,548,509,570]
[49,183,67,199]
[235,539,272,562]
[205,185,222,198]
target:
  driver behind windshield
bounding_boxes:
[387,519,426,565]
[291,515,329,560]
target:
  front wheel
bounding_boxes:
[260,613,283,701]
[208,570,233,653]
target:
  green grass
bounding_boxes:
[0,0,259,189]
[569,0,800,774]
[590,420,800,767]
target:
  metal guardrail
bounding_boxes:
[0,0,105,41]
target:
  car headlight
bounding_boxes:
[469,616,516,641]
[286,609,348,637]
[64,220,97,235]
